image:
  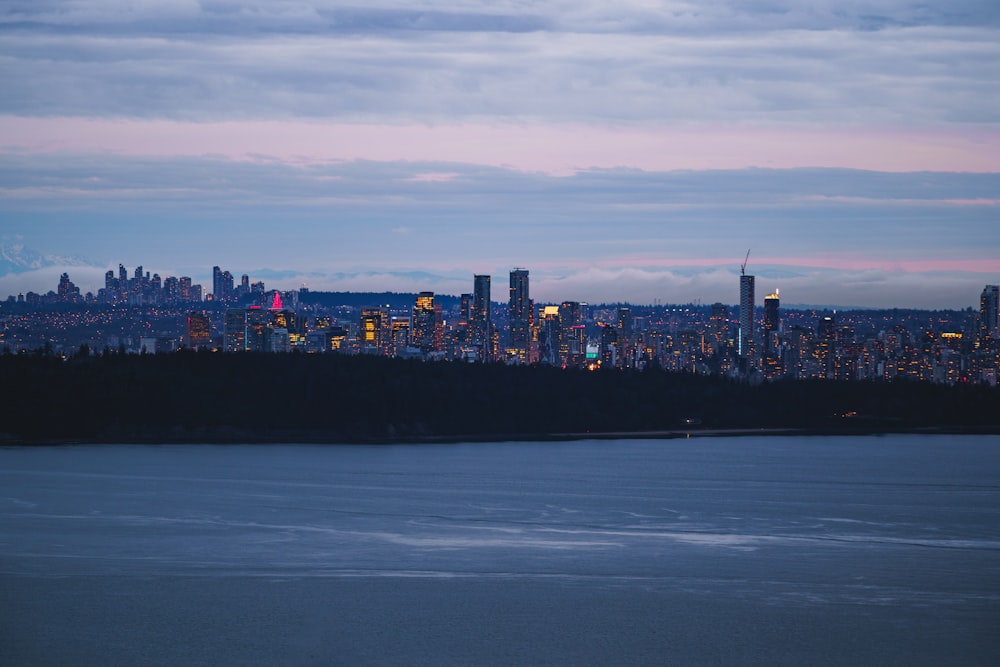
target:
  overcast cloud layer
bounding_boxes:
[1,0,998,307]
[3,0,1000,124]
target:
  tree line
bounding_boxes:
[1,349,998,443]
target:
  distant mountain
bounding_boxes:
[0,242,89,275]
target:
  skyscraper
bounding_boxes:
[213,266,223,301]
[560,301,582,366]
[179,276,192,301]
[617,306,633,368]
[980,285,999,344]
[213,266,235,302]
[359,306,391,356]
[412,291,437,352]
[739,274,755,359]
[508,269,530,363]
[763,290,780,354]
[224,308,247,352]
[186,312,211,348]
[709,302,729,353]
[471,275,492,361]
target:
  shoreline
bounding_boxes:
[4,424,1000,447]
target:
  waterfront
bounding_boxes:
[2,435,999,665]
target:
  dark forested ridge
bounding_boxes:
[2,351,998,444]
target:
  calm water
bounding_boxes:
[2,435,999,665]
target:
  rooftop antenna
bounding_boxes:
[740,249,751,276]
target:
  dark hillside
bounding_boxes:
[1,350,997,443]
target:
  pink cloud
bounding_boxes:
[3,117,999,174]
[574,255,1000,274]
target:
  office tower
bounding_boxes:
[186,312,211,348]
[817,315,836,341]
[508,269,531,363]
[617,307,633,367]
[213,266,223,301]
[980,285,999,343]
[359,307,390,355]
[459,294,472,329]
[763,290,780,354]
[762,290,781,378]
[560,301,582,365]
[391,317,411,350]
[221,271,234,302]
[412,292,436,352]
[272,308,295,331]
[539,305,561,365]
[739,274,755,359]
[600,323,618,368]
[709,302,728,352]
[179,276,192,301]
[471,275,492,361]
[224,308,247,352]
[163,276,179,302]
[244,306,267,352]
[57,273,80,302]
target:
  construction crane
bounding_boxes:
[740,249,751,276]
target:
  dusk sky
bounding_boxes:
[2,1,998,308]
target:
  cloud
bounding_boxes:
[1,2,997,126]
[0,154,997,307]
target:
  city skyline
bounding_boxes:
[5,257,999,312]
[5,263,998,387]
[2,1,999,308]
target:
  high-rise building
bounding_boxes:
[212,266,235,302]
[213,266,223,301]
[251,309,276,351]
[471,275,492,361]
[224,308,247,352]
[508,269,531,363]
[359,307,390,355]
[412,291,437,352]
[391,316,411,351]
[709,302,729,353]
[980,285,999,344]
[186,312,211,348]
[617,307,633,368]
[221,271,234,302]
[164,276,180,302]
[763,290,780,354]
[739,274,755,359]
[559,301,582,366]
[539,305,561,365]
[56,273,81,302]
[179,276,192,301]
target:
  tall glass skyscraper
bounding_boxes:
[763,290,780,354]
[412,291,436,352]
[739,274,755,359]
[508,269,530,363]
[472,275,492,361]
[980,285,999,344]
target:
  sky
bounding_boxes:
[1,0,999,308]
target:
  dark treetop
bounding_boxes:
[2,350,998,444]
